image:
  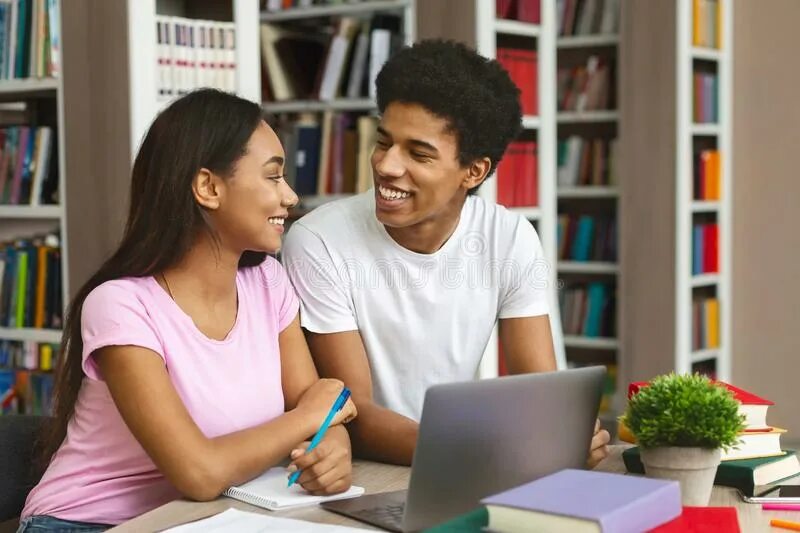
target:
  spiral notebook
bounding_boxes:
[223,468,365,511]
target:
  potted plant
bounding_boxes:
[619,373,745,506]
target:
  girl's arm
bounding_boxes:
[96,314,353,501]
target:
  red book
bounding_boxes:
[629,380,773,430]
[495,0,515,19]
[496,142,518,207]
[516,0,541,24]
[497,48,538,116]
[648,506,740,532]
[702,224,718,273]
[521,142,538,206]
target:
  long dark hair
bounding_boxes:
[39,89,266,468]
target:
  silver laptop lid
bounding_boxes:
[402,366,606,531]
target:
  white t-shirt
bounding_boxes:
[281,191,550,420]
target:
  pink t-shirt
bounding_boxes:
[22,258,299,525]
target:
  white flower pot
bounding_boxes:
[639,446,721,506]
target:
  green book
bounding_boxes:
[622,446,800,496]
[15,250,28,328]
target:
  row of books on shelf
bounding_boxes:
[496,0,540,23]
[692,0,721,49]
[496,140,537,208]
[276,112,375,196]
[0,125,57,205]
[0,368,52,415]
[557,136,617,187]
[260,14,401,102]
[621,381,799,498]
[557,56,614,112]
[693,71,718,124]
[693,148,720,200]
[556,0,619,37]
[0,234,63,329]
[557,214,617,262]
[155,16,237,100]
[497,48,537,116]
[263,0,373,10]
[692,222,718,275]
[692,296,719,351]
[0,339,58,370]
[0,0,59,81]
[559,281,616,338]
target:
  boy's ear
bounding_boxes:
[463,157,492,191]
[192,168,223,210]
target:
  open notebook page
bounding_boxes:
[223,468,365,511]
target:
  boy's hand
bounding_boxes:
[587,418,611,469]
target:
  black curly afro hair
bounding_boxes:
[375,39,522,194]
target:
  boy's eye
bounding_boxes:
[265,174,286,182]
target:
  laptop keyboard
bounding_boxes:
[352,503,405,528]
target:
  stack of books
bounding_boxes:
[475,468,741,532]
[620,381,800,496]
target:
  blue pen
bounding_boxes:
[288,387,351,487]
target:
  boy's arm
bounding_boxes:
[497,315,557,373]
[304,329,419,466]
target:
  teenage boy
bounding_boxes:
[282,39,610,467]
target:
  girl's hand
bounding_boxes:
[287,430,353,495]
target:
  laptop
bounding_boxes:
[321,366,606,532]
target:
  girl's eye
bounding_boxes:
[265,174,284,182]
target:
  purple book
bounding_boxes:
[481,469,681,533]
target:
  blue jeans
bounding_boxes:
[16,516,110,533]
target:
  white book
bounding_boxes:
[223,468,364,511]
[213,23,226,90]
[8,0,18,79]
[46,0,58,76]
[368,28,391,100]
[599,0,619,34]
[225,23,236,92]
[345,27,370,99]
[29,126,51,206]
[185,20,197,92]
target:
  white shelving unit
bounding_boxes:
[555,3,622,416]
[0,0,68,348]
[260,0,410,22]
[675,0,732,381]
[474,0,564,378]
[558,261,619,275]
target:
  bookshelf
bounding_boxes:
[555,0,622,418]
[0,0,67,414]
[127,0,262,157]
[619,0,732,391]
[259,0,415,212]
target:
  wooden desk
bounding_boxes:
[112,446,799,532]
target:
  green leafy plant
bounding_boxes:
[620,373,745,450]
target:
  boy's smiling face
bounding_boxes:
[371,102,486,230]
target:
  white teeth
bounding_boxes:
[378,185,410,200]
[268,217,285,225]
